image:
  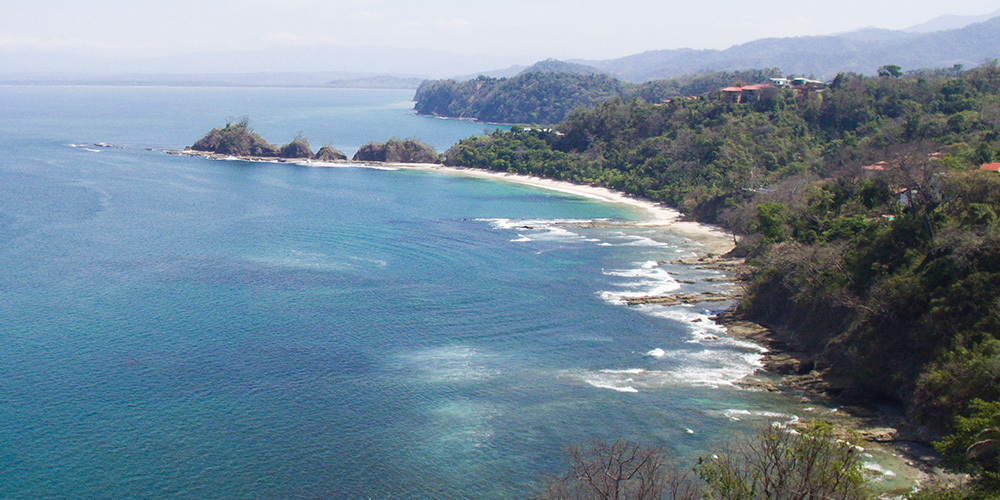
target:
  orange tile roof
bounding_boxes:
[981,163,1000,171]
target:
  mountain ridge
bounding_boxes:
[576,16,1000,81]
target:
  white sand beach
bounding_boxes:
[387,162,737,255]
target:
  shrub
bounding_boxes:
[696,423,869,500]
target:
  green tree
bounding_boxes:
[696,423,869,500]
[936,399,1000,486]
[755,202,789,243]
[878,65,903,78]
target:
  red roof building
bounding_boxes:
[981,163,1000,172]
[719,84,774,103]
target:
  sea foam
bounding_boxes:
[600,260,681,304]
[478,218,597,245]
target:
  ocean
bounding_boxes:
[0,85,906,498]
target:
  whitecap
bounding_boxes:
[476,217,595,231]
[600,368,647,374]
[638,307,767,353]
[639,346,765,388]
[477,217,595,244]
[619,234,673,248]
[718,409,800,427]
[585,379,639,393]
[600,260,681,304]
[862,462,897,481]
[571,343,765,390]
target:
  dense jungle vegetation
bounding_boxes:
[441,63,1000,495]
[351,137,440,163]
[413,69,782,124]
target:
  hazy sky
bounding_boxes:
[1,0,998,62]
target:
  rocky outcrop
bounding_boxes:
[352,138,440,164]
[314,145,347,161]
[623,291,732,306]
[185,122,353,164]
[279,137,314,159]
[191,121,279,157]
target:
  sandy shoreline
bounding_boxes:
[384,162,736,255]
[165,150,736,255]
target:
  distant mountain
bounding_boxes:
[905,9,1000,33]
[450,65,527,82]
[577,17,1000,81]
[834,28,921,42]
[326,75,425,89]
[517,59,605,76]
[447,59,603,82]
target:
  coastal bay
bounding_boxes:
[0,85,922,498]
[168,147,737,256]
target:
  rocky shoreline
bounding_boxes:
[627,253,961,491]
[164,148,347,164]
[717,310,966,490]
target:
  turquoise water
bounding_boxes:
[0,86,883,499]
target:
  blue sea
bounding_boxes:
[0,86,908,498]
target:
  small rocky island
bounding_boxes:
[177,117,346,162]
[174,118,441,164]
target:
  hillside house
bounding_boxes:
[719,84,775,103]
[769,77,791,88]
[981,162,1000,172]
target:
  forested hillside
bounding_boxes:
[442,65,1000,484]
[413,69,781,124]
[414,72,625,124]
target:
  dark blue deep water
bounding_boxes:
[0,86,902,499]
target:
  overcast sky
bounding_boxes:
[1,0,998,65]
